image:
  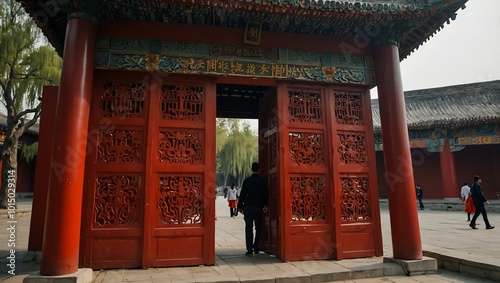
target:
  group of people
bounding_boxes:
[422,175,495,229]
[461,176,495,230]
[417,175,494,230]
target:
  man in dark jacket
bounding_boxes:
[469,175,495,230]
[416,185,424,210]
[238,162,268,255]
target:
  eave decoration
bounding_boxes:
[95,37,376,85]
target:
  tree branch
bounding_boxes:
[14,103,41,121]
[13,67,43,80]
[14,104,42,138]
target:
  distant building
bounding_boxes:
[0,113,39,195]
[372,80,500,200]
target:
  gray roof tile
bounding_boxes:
[371,80,500,130]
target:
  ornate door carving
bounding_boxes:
[81,71,215,269]
[149,78,216,267]
[270,82,382,261]
[330,87,383,259]
[278,84,334,261]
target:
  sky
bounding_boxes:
[374,0,500,97]
[245,0,500,130]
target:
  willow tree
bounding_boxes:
[217,119,258,187]
[0,0,62,208]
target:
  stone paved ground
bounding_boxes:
[1,197,499,282]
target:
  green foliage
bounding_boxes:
[21,141,38,163]
[0,0,62,111]
[0,0,62,208]
[216,119,258,186]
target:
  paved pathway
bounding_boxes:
[1,197,499,282]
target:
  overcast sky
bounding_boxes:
[372,0,500,97]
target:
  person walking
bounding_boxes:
[469,176,495,230]
[416,185,424,210]
[460,182,474,222]
[238,162,268,255]
[227,184,238,217]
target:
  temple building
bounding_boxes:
[17,0,469,279]
[373,80,500,200]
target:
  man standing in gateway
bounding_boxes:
[238,162,268,255]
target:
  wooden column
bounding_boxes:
[40,17,96,276]
[440,138,458,198]
[27,86,58,252]
[374,43,422,260]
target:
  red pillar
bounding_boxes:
[40,18,96,276]
[374,44,422,260]
[28,86,58,252]
[440,138,458,198]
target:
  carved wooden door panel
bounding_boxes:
[81,72,216,269]
[258,87,279,255]
[147,76,216,267]
[277,83,335,261]
[82,71,148,269]
[328,86,383,259]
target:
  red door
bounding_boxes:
[277,83,335,261]
[259,87,280,255]
[81,71,216,269]
[264,82,382,261]
[147,76,216,267]
[329,86,383,259]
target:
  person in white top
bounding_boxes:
[460,182,472,222]
[227,184,238,217]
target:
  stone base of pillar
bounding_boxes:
[23,268,92,283]
[383,256,438,276]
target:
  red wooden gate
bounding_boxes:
[260,82,382,261]
[81,71,216,269]
[330,86,382,259]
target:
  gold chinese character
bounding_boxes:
[218,61,229,73]
[246,64,256,75]
[288,66,299,77]
[192,59,205,71]
[259,65,269,75]
[272,64,286,77]
[231,62,244,73]
[207,59,218,71]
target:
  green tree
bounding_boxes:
[0,0,62,208]
[217,119,258,187]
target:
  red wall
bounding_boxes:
[0,149,36,194]
[16,155,36,193]
[376,144,500,200]
[454,144,500,200]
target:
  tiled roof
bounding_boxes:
[371,80,500,130]
[18,0,467,60]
